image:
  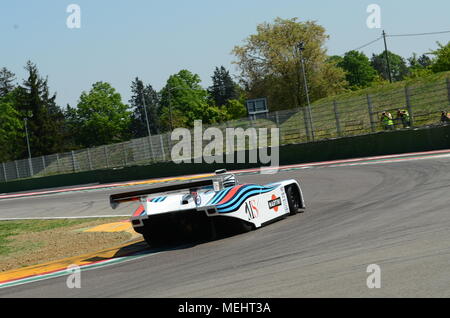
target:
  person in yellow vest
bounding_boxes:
[396,109,411,128]
[381,111,394,130]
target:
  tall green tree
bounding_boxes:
[0,67,16,97]
[371,51,409,82]
[0,91,23,162]
[14,61,66,157]
[208,66,238,107]
[70,82,131,147]
[338,50,377,89]
[430,41,450,73]
[232,17,347,111]
[129,78,160,138]
[160,70,225,129]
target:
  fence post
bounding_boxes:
[42,156,46,171]
[159,134,166,161]
[86,148,93,170]
[56,153,61,173]
[15,160,19,179]
[405,86,414,127]
[333,100,342,137]
[148,136,155,161]
[275,111,280,127]
[71,151,77,172]
[301,107,311,142]
[166,133,173,161]
[446,77,450,106]
[366,94,376,132]
[2,163,7,182]
[104,145,109,168]
[122,143,128,166]
[28,158,33,177]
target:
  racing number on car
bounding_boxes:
[245,200,259,220]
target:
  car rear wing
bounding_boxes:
[109,178,222,209]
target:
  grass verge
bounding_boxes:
[0,217,137,272]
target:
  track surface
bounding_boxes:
[1,155,450,297]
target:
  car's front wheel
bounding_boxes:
[285,185,302,215]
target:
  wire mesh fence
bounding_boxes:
[1,77,450,183]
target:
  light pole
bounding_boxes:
[297,41,315,141]
[141,93,152,137]
[23,116,33,176]
[382,30,393,83]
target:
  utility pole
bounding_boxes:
[24,117,33,176]
[382,30,393,83]
[168,88,174,131]
[141,92,152,138]
[298,41,315,141]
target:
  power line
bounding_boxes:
[387,30,450,37]
[338,36,382,56]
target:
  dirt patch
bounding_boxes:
[0,218,141,272]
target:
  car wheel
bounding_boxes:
[286,185,301,215]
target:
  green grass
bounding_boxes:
[278,71,450,143]
[0,218,117,256]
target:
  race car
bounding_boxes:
[110,170,306,246]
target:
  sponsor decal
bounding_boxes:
[268,195,282,212]
[245,200,259,220]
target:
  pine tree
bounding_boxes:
[0,67,16,97]
[129,77,160,137]
[16,61,66,157]
[208,66,238,107]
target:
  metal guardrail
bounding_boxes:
[1,77,450,183]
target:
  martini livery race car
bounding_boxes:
[110,170,306,246]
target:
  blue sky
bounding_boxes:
[1,0,449,108]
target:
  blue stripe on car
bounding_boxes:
[216,185,275,213]
[216,185,274,209]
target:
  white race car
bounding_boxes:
[110,170,306,246]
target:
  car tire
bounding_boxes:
[285,185,301,215]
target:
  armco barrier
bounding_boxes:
[0,125,449,194]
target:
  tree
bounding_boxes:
[338,50,377,89]
[430,41,450,73]
[406,53,433,79]
[224,99,247,119]
[14,61,66,157]
[159,70,223,129]
[232,17,347,111]
[0,67,16,97]
[0,92,23,162]
[129,78,160,138]
[71,82,131,147]
[408,53,432,70]
[208,66,238,107]
[371,51,409,82]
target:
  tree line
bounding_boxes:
[0,64,246,162]
[1,17,449,162]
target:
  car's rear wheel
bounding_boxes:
[285,185,301,215]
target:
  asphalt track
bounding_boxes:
[1,151,450,297]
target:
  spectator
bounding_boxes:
[381,111,395,130]
[441,111,450,124]
[396,108,411,128]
